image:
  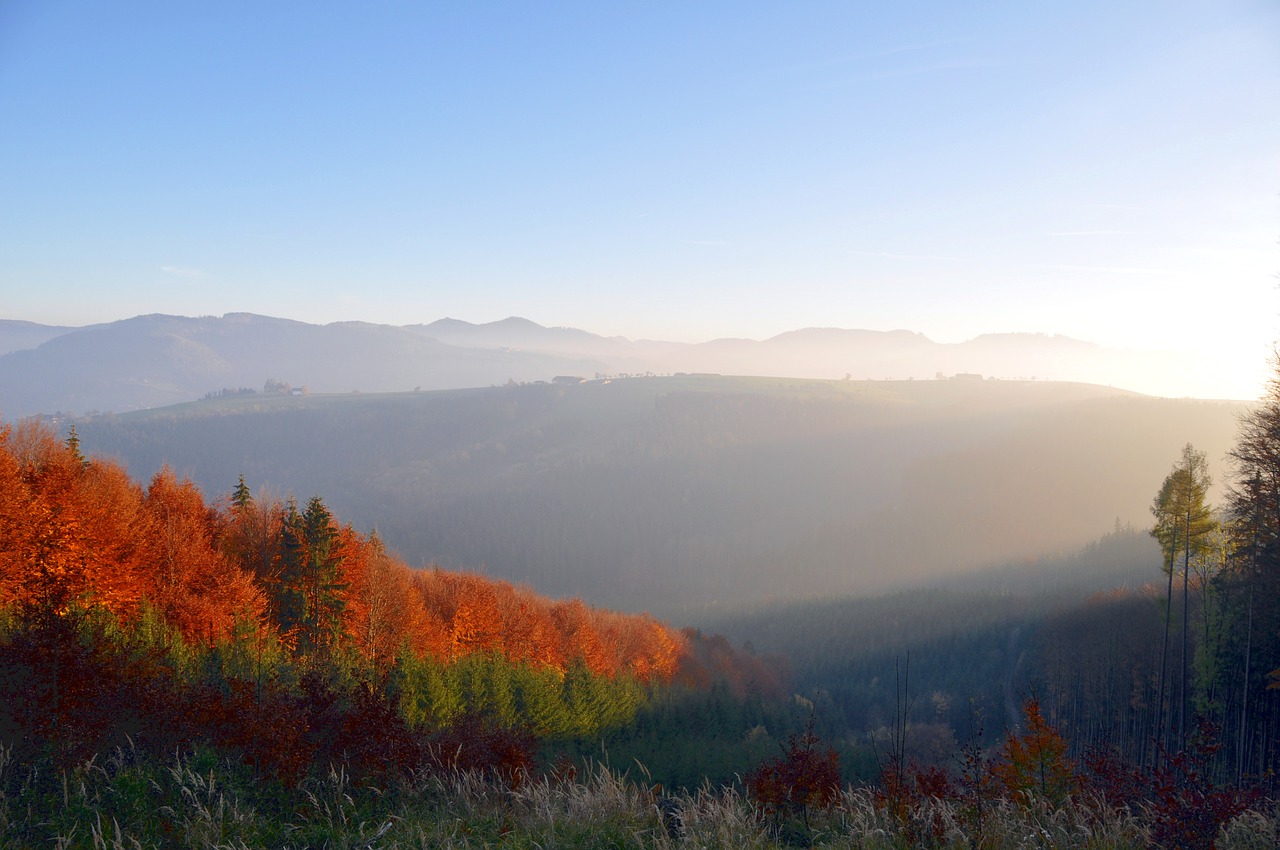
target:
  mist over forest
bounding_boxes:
[8,327,1280,847]
[73,373,1242,618]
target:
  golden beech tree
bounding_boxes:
[219,487,286,590]
[607,613,686,682]
[400,565,687,682]
[495,590,565,669]
[402,577,452,661]
[446,573,503,658]
[11,497,88,614]
[0,423,82,612]
[0,425,26,601]
[72,460,151,613]
[140,468,263,644]
[0,421,108,615]
[338,528,410,671]
[411,569,506,660]
[551,599,611,677]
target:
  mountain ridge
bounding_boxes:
[0,312,1217,417]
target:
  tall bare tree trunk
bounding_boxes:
[1155,545,1174,767]
[1181,511,1191,751]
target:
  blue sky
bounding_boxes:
[1,1,1278,397]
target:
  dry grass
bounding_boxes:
[0,743,1270,849]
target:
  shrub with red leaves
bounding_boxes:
[191,678,315,788]
[425,712,537,785]
[1147,721,1261,850]
[874,761,958,846]
[1081,743,1148,809]
[333,683,425,785]
[747,718,841,824]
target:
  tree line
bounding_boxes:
[1029,364,1280,784]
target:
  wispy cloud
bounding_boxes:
[160,265,209,279]
[1036,264,1165,274]
[847,249,961,261]
[1048,230,1136,237]
[812,58,997,91]
[768,39,971,75]
[862,38,971,60]
[1083,202,1146,211]
[861,58,997,81]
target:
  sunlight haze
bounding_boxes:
[1,1,1278,399]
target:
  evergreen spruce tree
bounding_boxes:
[276,496,348,662]
[64,423,85,468]
[231,474,253,511]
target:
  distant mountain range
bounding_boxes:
[0,312,1215,418]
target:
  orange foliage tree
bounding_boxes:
[0,420,95,613]
[551,599,610,676]
[218,479,286,595]
[993,698,1078,805]
[141,467,263,644]
[337,528,410,673]
[496,589,565,669]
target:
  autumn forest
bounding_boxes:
[6,365,1280,848]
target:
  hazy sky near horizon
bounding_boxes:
[1,2,1278,397]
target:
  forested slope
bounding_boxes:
[0,418,728,779]
[6,397,1280,847]
[73,375,1243,616]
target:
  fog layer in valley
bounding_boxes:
[75,375,1242,618]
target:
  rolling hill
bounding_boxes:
[72,374,1245,618]
[0,312,1220,419]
